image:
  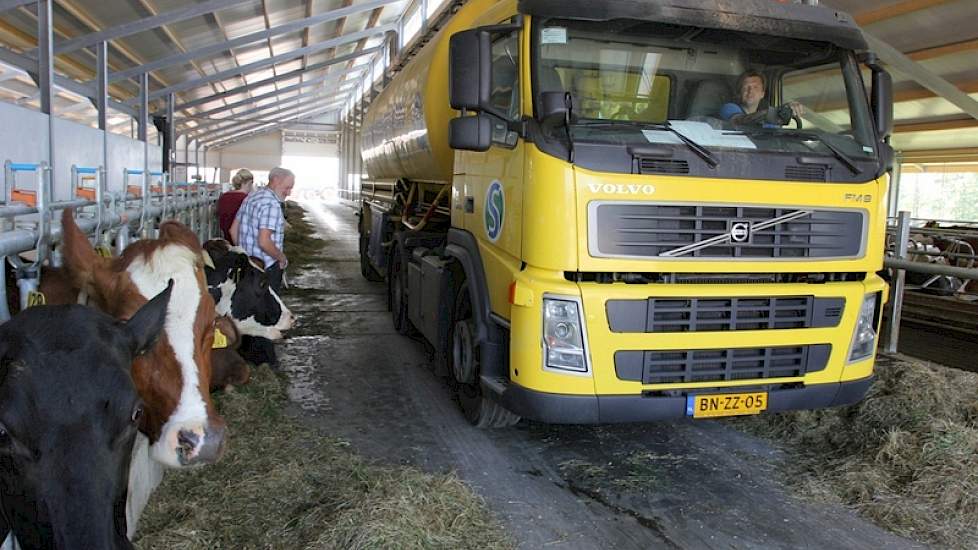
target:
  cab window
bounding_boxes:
[490,32,520,121]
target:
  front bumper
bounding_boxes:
[491,375,875,424]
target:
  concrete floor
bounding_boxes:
[276,201,921,550]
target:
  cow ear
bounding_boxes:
[201,250,216,270]
[124,279,173,356]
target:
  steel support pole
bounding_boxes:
[340,118,346,199]
[140,73,151,239]
[38,0,54,175]
[97,41,109,193]
[885,211,912,354]
[355,100,363,197]
[167,93,176,175]
[887,153,903,219]
[184,137,189,183]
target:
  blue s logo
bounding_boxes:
[484,180,505,242]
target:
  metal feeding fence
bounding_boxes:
[883,211,978,350]
[0,159,219,321]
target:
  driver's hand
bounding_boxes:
[786,101,805,118]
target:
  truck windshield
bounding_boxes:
[532,18,879,176]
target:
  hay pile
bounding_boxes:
[135,366,510,550]
[740,356,978,547]
[283,201,325,269]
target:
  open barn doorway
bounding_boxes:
[281,131,339,204]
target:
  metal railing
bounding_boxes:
[883,211,978,351]
[0,159,219,321]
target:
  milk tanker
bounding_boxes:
[356,0,895,427]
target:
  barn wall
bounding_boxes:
[0,101,163,199]
[212,132,284,182]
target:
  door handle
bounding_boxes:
[464,196,474,213]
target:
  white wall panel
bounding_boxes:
[213,132,283,174]
[0,101,162,199]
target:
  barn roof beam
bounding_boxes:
[104,0,400,83]
[853,0,954,26]
[185,87,351,137]
[0,0,33,13]
[177,71,359,125]
[0,45,136,116]
[132,25,393,103]
[206,107,341,149]
[39,0,254,56]
[197,100,344,144]
[893,116,978,133]
[865,33,978,121]
[166,47,376,113]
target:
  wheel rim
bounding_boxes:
[452,319,477,384]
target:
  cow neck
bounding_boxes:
[125,244,210,440]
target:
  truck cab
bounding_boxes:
[359,0,894,427]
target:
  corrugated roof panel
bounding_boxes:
[894,126,978,151]
[896,96,978,121]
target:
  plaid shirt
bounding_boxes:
[235,187,285,268]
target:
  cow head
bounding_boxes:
[61,210,226,469]
[202,239,294,340]
[0,286,170,550]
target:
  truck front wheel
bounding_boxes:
[451,282,520,428]
[358,213,384,282]
[389,246,414,335]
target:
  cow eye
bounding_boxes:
[0,422,8,443]
[131,405,143,424]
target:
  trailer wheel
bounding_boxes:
[451,282,520,428]
[389,246,414,335]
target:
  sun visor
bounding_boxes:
[517,0,868,51]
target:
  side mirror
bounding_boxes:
[449,30,491,111]
[449,114,492,152]
[871,66,894,140]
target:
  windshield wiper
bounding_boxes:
[576,120,718,168]
[739,128,863,175]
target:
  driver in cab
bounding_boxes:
[720,70,805,127]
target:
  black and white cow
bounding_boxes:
[0,284,171,550]
[202,239,294,340]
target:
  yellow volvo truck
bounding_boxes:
[358,0,894,427]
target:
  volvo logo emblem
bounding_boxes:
[730,221,752,243]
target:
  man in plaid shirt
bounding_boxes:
[230,166,295,291]
[229,167,295,368]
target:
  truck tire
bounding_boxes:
[389,245,415,335]
[358,231,384,282]
[451,282,520,428]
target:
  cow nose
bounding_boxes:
[176,422,226,466]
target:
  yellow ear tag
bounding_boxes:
[95,245,113,258]
[212,327,229,349]
[26,291,46,307]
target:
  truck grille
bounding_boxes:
[589,203,864,259]
[606,296,844,333]
[615,344,831,384]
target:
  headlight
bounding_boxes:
[848,292,881,363]
[543,297,590,373]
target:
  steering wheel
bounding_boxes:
[769,104,802,129]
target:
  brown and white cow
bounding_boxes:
[59,209,225,537]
